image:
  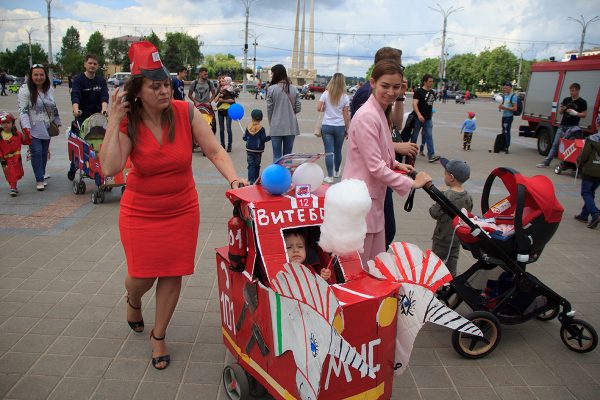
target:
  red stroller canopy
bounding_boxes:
[495,168,564,224]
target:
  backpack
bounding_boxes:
[512,94,523,116]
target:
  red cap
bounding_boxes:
[128,41,169,81]
[468,111,475,119]
[0,112,15,123]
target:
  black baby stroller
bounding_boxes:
[424,167,598,358]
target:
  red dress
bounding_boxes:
[119,101,199,278]
[0,130,31,189]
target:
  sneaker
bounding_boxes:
[536,162,549,168]
[428,155,440,163]
[43,181,48,187]
[419,151,425,157]
[43,173,51,179]
[36,182,45,191]
[588,214,600,229]
[504,149,509,154]
[9,189,17,197]
[574,214,588,223]
[334,170,341,178]
[323,176,334,183]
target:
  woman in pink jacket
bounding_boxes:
[343,60,431,265]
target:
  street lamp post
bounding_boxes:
[568,15,600,57]
[240,0,257,93]
[24,28,37,68]
[429,4,463,92]
[45,0,54,78]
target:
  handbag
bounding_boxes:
[40,93,60,137]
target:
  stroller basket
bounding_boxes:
[453,167,563,264]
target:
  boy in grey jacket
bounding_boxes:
[429,158,473,276]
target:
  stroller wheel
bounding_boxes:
[223,363,250,400]
[554,165,562,175]
[452,311,501,359]
[560,319,598,353]
[536,304,559,321]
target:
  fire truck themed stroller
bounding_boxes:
[67,113,129,204]
[431,167,598,358]
[215,154,482,400]
[554,126,585,176]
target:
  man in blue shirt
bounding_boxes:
[497,82,517,154]
[71,54,109,127]
[172,66,186,101]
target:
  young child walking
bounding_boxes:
[0,112,31,196]
[243,109,271,184]
[460,111,476,150]
[429,158,473,276]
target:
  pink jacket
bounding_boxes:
[342,95,413,233]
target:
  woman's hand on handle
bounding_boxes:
[412,171,432,189]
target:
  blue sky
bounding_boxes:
[1,0,599,77]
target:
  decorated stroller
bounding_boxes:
[215,154,482,400]
[67,113,130,204]
[554,126,585,176]
[429,167,598,358]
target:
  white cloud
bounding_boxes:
[2,0,599,77]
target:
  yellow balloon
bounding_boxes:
[377,297,397,327]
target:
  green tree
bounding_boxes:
[0,43,48,76]
[106,38,130,71]
[145,31,162,50]
[161,32,201,72]
[445,53,478,90]
[403,58,439,90]
[475,45,518,91]
[57,26,84,77]
[203,53,242,79]
[85,31,106,66]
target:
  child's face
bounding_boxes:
[285,234,306,264]
[1,121,13,132]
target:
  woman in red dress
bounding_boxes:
[101,42,247,370]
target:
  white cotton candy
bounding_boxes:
[318,179,372,255]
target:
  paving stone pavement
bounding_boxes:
[0,88,599,400]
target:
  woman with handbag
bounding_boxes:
[267,64,301,162]
[18,64,61,191]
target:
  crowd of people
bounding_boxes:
[1,41,599,372]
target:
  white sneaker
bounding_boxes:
[323,176,334,183]
[334,170,341,178]
[36,182,45,191]
[44,174,51,179]
[43,181,48,187]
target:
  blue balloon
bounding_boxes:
[261,164,291,195]
[228,103,244,120]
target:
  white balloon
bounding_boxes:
[495,95,504,103]
[292,163,325,192]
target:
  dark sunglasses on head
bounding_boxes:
[399,64,405,71]
[31,64,45,69]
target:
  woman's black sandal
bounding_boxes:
[150,330,171,370]
[126,295,144,333]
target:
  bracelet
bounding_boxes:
[230,179,239,189]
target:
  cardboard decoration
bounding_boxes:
[216,153,481,400]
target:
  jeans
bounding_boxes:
[501,116,513,150]
[30,137,50,183]
[384,187,395,248]
[247,151,263,184]
[218,109,232,148]
[544,126,572,164]
[580,179,600,218]
[411,118,435,157]
[320,124,345,177]
[271,135,295,162]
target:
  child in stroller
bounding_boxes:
[427,167,597,358]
